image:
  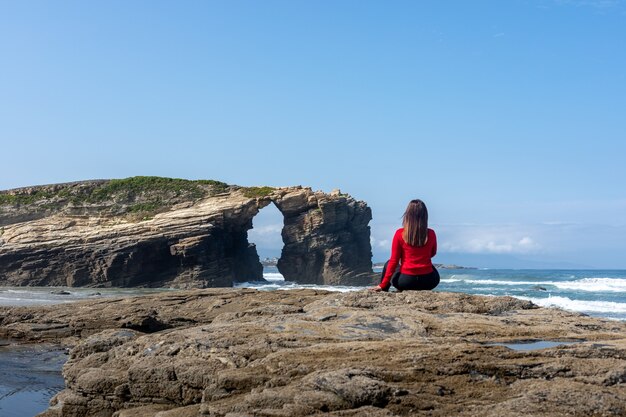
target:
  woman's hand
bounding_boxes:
[369,286,383,292]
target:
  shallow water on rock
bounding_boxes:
[0,286,175,307]
[489,340,581,351]
[0,341,66,417]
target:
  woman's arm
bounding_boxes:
[378,230,402,291]
[431,230,437,258]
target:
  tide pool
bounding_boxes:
[0,342,66,417]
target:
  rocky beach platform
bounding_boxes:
[1,289,625,416]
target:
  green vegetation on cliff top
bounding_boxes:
[0,177,228,203]
[0,177,274,221]
[241,186,274,198]
[88,177,229,201]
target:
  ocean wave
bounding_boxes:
[0,296,56,301]
[551,278,626,292]
[0,297,73,305]
[235,281,362,293]
[517,295,626,314]
[441,277,626,293]
[5,289,34,294]
[263,273,285,282]
[441,278,540,286]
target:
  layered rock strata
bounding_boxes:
[0,179,375,287]
[272,188,373,285]
[0,289,624,416]
[0,190,263,288]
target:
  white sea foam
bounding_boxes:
[0,287,174,307]
[442,278,541,286]
[5,289,33,294]
[551,278,626,293]
[0,296,74,306]
[235,272,365,292]
[441,277,626,293]
[235,280,362,293]
[277,285,361,293]
[440,278,463,282]
[263,273,286,282]
[517,295,626,314]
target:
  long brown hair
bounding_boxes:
[402,199,428,247]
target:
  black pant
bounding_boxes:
[380,260,440,291]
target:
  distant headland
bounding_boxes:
[372,261,476,270]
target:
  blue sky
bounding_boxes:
[1,1,625,268]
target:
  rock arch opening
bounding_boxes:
[247,201,285,282]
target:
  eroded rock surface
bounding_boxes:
[1,289,624,417]
[273,188,373,285]
[0,179,374,287]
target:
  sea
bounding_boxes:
[235,267,626,322]
[1,267,625,416]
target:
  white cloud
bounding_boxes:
[518,236,535,247]
[448,236,538,254]
[437,224,541,254]
[248,222,283,250]
[370,236,390,248]
[371,223,541,255]
[371,220,626,267]
[249,224,282,235]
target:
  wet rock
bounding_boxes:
[0,289,622,416]
[70,329,141,360]
[303,368,392,408]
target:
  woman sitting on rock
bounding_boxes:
[371,199,439,292]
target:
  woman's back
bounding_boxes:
[373,199,439,292]
[393,227,437,275]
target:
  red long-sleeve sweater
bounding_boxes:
[380,228,437,291]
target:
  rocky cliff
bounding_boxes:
[0,177,375,288]
[1,289,625,417]
[274,188,373,286]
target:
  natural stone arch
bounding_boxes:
[246,200,284,267]
[0,180,376,288]
[259,187,375,286]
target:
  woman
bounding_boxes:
[371,199,439,292]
